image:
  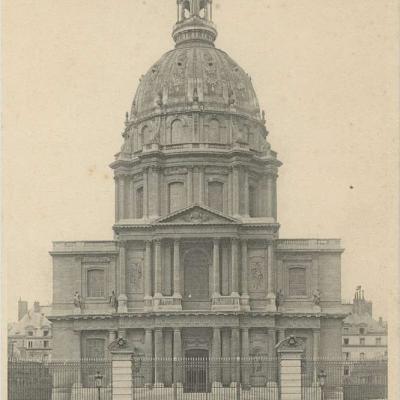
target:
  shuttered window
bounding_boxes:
[87,269,105,298]
[288,267,307,296]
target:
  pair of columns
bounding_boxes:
[118,238,276,307]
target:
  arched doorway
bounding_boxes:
[183,248,210,308]
[184,349,210,393]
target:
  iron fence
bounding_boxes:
[301,358,388,400]
[8,356,387,400]
[131,357,279,399]
[8,358,112,400]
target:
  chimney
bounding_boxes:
[33,301,41,313]
[18,299,28,321]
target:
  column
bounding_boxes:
[312,329,320,382]
[173,240,181,298]
[154,240,162,297]
[228,169,233,214]
[241,240,248,296]
[115,177,119,222]
[212,328,221,384]
[144,241,152,299]
[118,175,125,220]
[187,167,193,204]
[213,238,220,296]
[144,329,153,385]
[266,174,274,218]
[244,169,249,216]
[232,167,240,215]
[199,167,205,204]
[149,167,160,218]
[154,329,164,385]
[231,328,240,383]
[266,241,276,311]
[277,328,286,343]
[241,328,250,387]
[231,239,239,296]
[108,330,117,345]
[118,241,128,313]
[173,329,182,383]
[143,167,149,218]
[269,329,276,356]
[313,329,320,360]
[128,178,135,218]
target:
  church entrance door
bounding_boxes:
[184,349,210,393]
[183,248,210,309]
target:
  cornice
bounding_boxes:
[48,310,347,322]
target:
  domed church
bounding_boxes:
[50,0,346,385]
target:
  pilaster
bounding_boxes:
[118,241,128,313]
[240,239,250,311]
[266,241,276,312]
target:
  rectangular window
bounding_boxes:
[376,338,381,345]
[344,328,349,333]
[360,338,365,345]
[28,341,33,348]
[28,331,33,336]
[208,181,224,212]
[289,267,307,296]
[359,328,365,334]
[43,341,49,348]
[87,269,105,297]
[343,338,349,345]
[169,182,185,213]
[344,353,350,361]
[43,330,49,337]
[85,338,105,359]
[360,352,365,360]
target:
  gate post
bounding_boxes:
[109,338,134,400]
[276,336,305,400]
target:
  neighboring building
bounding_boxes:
[8,300,52,360]
[49,0,347,385]
[342,286,387,360]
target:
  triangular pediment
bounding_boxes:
[154,204,240,225]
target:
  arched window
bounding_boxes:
[136,187,143,218]
[208,181,223,212]
[169,182,185,213]
[171,119,184,144]
[207,119,221,143]
[288,267,306,296]
[87,269,105,298]
[249,185,257,217]
[140,126,149,148]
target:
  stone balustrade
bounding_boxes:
[276,239,342,251]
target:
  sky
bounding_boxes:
[3,0,399,323]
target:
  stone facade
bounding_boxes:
[49,0,347,382]
[342,287,388,360]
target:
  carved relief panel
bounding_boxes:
[248,247,267,299]
[127,248,144,295]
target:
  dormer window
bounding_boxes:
[27,331,33,336]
